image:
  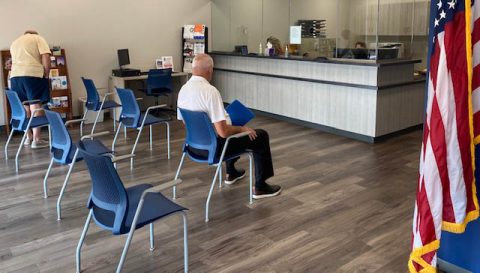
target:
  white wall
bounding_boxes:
[0,0,211,124]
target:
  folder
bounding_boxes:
[226,100,255,126]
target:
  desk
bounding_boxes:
[108,72,190,120]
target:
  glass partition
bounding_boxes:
[211,0,430,69]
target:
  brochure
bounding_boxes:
[161,56,174,71]
[51,76,68,90]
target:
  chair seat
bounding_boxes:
[92,184,186,235]
[185,145,244,165]
[121,113,170,128]
[139,88,172,96]
[100,100,121,110]
[12,116,49,131]
[53,139,112,164]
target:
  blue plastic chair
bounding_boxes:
[140,69,173,106]
[173,108,253,222]
[75,139,188,273]
[43,110,112,220]
[80,77,121,136]
[112,88,171,169]
[4,90,50,173]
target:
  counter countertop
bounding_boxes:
[210,51,421,67]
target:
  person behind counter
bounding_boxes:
[266,36,283,56]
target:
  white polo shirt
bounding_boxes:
[177,75,231,124]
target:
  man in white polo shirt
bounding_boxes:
[177,54,281,199]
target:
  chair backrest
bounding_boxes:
[44,110,73,164]
[81,77,100,111]
[146,69,173,95]
[77,140,129,234]
[116,87,141,127]
[5,90,27,130]
[179,108,218,164]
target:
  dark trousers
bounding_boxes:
[189,129,274,188]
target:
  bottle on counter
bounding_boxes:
[259,43,263,55]
[284,45,289,58]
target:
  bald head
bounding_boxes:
[24,30,38,35]
[192,54,214,81]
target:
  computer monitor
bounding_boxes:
[234,45,248,56]
[117,49,130,68]
[351,48,369,59]
[369,48,399,60]
[333,48,353,59]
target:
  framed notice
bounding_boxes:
[290,26,302,45]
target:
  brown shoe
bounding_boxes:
[253,183,282,199]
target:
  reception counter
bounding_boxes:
[211,52,425,143]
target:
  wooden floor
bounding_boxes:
[0,115,421,273]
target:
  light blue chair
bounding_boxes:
[4,90,50,173]
[75,139,188,273]
[173,108,253,222]
[43,110,113,220]
[80,77,121,136]
[112,88,171,169]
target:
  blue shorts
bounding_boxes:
[10,76,50,103]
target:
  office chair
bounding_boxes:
[75,139,188,273]
[42,110,114,220]
[139,69,174,115]
[4,90,50,173]
[112,88,171,169]
[173,108,253,222]
[80,77,121,136]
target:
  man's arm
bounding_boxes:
[41,53,50,78]
[214,120,257,140]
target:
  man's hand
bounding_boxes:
[242,126,257,141]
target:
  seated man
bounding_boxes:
[177,54,281,199]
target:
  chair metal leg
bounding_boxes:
[4,129,15,159]
[205,164,222,222]
[76,209,93,273]
[149,223,155,251]
[181,211,189,273]
[48,125,52,150]
[130,125,145,169]
[113,108,116,131]
[218,164,222,189]
[80,110,88,137]
[43,158,55,198]
[149,125,153,151]
[57,150,79,221]
[166,122,171,159]
[15,132,28,173]
[90,110,102,135]
[173,152,186,199]
[248,153,253,205]
[124,126,127,139]
[116,198,145,273]
[112,122,122,152]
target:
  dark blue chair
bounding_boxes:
[140,68,173,107]
[112,88,171,169]
[75,139,187,273]
[43,110,113,220]
[4,90,50,173]
[173,108,253,222]
[80,77,121,136]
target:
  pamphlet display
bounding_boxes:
[182,24,208,73]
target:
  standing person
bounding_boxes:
[177,54,281,199]
[10,30,51,149]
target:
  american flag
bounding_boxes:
[409,0,480,272]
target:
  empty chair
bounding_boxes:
[139,68,173,110]
[75,139,187,273]
[43,110,113,220]
[112,88,171,168]
[173,108,253,222]
[4,90,50,173]
[80,77,121,136]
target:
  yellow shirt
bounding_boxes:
[10,34,51,78]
